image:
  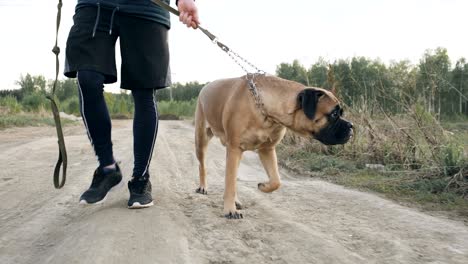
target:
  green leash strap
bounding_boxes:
[47,0,67,189]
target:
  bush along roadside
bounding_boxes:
[276,106,468,217]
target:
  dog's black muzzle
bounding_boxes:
[314,118,354,145]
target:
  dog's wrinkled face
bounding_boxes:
[294,88,353,145]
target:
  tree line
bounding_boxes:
[1,47,467,119]
[0,74,205,117]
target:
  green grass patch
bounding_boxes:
[334,170,468,214]
[0,113,76,129]
[442,120,468,154]
[277,142,468,217]
[157,99,197,119]
[277,144,357,173]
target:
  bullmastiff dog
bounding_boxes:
[194,74,353,219]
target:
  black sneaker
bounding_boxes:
[128,176,153,209]
[79,164,123,205]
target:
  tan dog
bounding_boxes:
[194,75,353,219]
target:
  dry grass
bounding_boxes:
[277,106,468,215]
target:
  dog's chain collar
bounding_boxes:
[247,73,269,119]
[198,22,267,118]
[226,52,268,119]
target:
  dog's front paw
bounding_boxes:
[224,210,243,219]
[195,186,208,195]
[224,203,243,219]
[258,181,281,193]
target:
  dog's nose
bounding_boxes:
[347,122,354,129]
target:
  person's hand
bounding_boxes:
[177,0,199,29]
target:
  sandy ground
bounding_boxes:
[1,120,468,264]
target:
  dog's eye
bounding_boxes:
[330,111,338,119]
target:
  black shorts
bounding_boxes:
[64,6,171,90]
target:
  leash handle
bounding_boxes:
[152,0,181,16]
[152,0,269,74]
[47,95,68,188]
[151,0,228,50]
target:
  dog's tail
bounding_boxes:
[195,98,212,157]
[195,98,213,191]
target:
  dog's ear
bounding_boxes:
[297,89,324,120]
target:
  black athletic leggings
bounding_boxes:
[77,70,158,178]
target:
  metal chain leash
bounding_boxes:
[151,0,268,115]
[209,37,267,116]
[213,38,265,75]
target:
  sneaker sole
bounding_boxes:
[79,178,124,205]
[128,201,154,209]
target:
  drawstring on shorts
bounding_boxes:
[91,2,119,38]
[91,2,101,38]
[109,6,119,35]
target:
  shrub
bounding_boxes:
[21,93,48,112]
[0,95,22,114]
[440,143,465,176]
[157,99,197,118]
[62,97,80,116]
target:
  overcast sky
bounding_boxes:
[0,0,467,93]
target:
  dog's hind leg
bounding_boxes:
[195,100,212,195]
[257,147,281,193]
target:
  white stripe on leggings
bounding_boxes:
[77,72,95,151]
[141,91,158,177]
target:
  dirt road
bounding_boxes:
[1,120,467,264]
